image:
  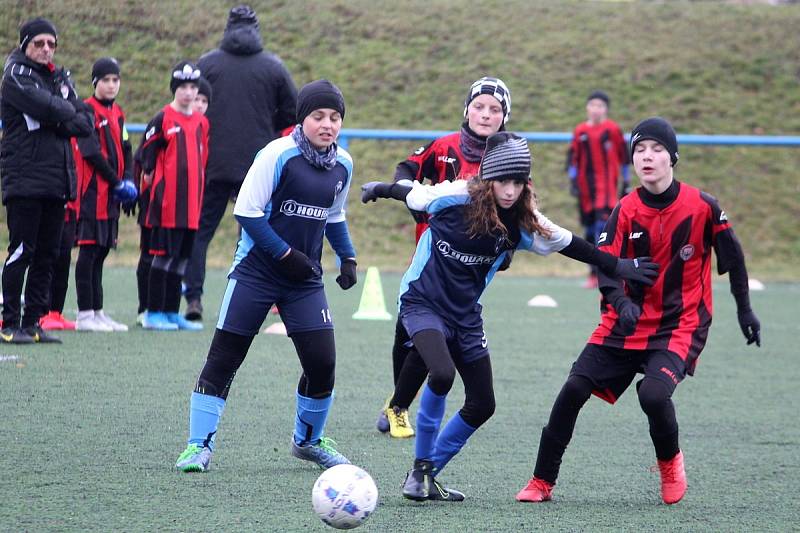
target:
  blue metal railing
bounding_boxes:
[3,121,799,148]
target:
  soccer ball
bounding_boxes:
[312,464,378,529]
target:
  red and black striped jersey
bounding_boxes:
[394,132,481,242]
[589,181,742,373]
[567,119,628,218]
[139,105,209,230]
[70,97,128,222]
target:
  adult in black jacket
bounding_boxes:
[0,17,93,344]
[183,4,298,321]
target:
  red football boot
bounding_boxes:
[516,476,554,502]
[40,311,76,331]
[657,450,687,504]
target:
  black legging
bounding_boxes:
[389,317,431,410]
[49,218,76,313]
[148,256,187,313]
[195,328,336,401]
[75,244,109,311]
[410,329,496,429]
[533,374,679,483]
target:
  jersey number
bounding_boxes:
[320,308,332,323]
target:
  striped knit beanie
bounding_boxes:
[480,132,531,182]
[464,77,511,124]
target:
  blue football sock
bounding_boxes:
[294,392,333,446]
[431,412,477,474]
[188,392,226,451]
[415,384,447,461]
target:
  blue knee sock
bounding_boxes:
[294,392,333,446]
[188,392,226,451]
[415,384,447,461]
[431,413,477,474]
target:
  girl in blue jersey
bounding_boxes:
[175,80,359,472]
[361,132,659,501]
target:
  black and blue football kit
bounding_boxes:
[184,133,356,455]
[398,179,573,475]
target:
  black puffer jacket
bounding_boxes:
[0,48,93,204]
[198,21,297,185]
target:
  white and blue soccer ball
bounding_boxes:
[312,464,378,529]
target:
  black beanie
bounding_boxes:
[196,77,213,104]
[227,4,258,30]
[19,17,58,52]
[630,117,679,167]
[587,90,610,107]
[92,57,120,86]
[170,61,201,94]
[296,79,345,124]
[480,132,531,182]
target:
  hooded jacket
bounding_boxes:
[198,19,298,185]
[0,48,93,204]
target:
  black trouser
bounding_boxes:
[2,198,65,328]
[75,244,110,311]
[533,375,679,484]
[195,328,336,400]
[183,180,239,303]
[49,217,75,314]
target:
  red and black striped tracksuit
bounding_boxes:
[567,119,628,226]
[139,104,209,235]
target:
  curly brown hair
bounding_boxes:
[464,177,552,240]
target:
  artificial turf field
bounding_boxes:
[2,268,798,532]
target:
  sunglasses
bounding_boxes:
[32,39,57,49]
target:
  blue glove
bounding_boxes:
[113,180,138,203]
[567,165,578,180]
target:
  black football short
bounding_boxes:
[569,343,687,404]
[148,227,195,259]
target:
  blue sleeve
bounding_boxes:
[325,220,356,259]
[235,214,290,259]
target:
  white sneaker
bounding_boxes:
[95,310,129,332]
[75,310,113,332]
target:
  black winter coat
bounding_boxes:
[0,49,93,204]
[198,22,297,185]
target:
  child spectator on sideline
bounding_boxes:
[193,77,212,116]
[566,90,629,288]
[137,61,209,331]
[71,57,137,332]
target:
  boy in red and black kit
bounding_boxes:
[72,57,137,332]
[517,117,761,505]
[138,61,209,331]
[566,90,629,288]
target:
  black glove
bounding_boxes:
[614,256,659,286]
[361,181,388,203]
[336,258,357,290]
[498,250,514,272]
[121,200,137,217]
[275,248,321,282]
[737,308,761,347]
[616,298,641,336]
